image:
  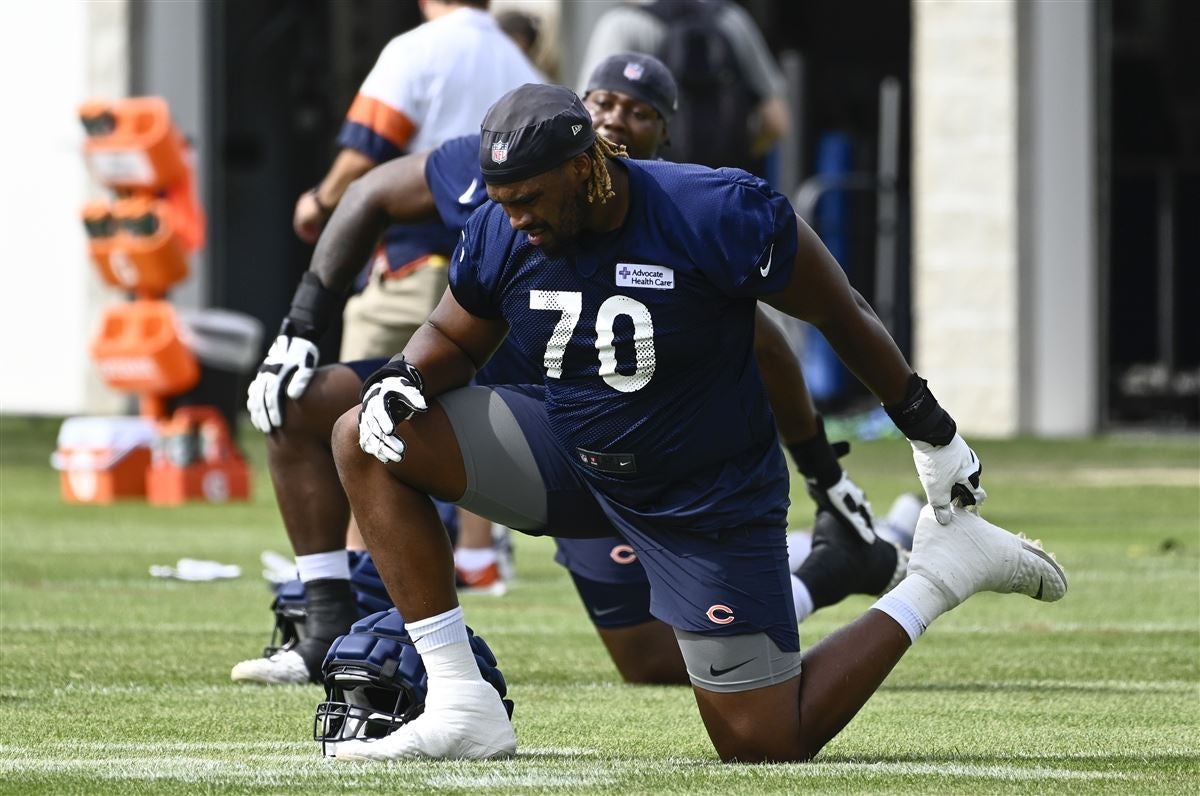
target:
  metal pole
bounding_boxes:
[779,50,805,194]
[874,76,901,334]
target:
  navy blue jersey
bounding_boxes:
[426,134,486,233]
[450,158,798,533]
[425,134,542,386]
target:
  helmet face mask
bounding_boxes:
[313,667,425,755]
[311,608,512,758]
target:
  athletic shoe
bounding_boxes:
[456,562,507,597]
[795,509,907,610]
[907,505,1067,608]
[333,678,516,761]
[232,578,361,685]
[230,649,310,685]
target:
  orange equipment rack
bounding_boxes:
[66,96,249,504]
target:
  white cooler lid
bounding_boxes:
[52,416,158,470]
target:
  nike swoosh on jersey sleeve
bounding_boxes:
[458,178,479,204]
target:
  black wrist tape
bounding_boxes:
[282,272,339,341]
[785,415,844,489]
[885,373,957,446]
[360,356,425,403]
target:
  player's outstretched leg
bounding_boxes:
[231,364,365,684]
[329,399,516,760]
[691,506,1067,762]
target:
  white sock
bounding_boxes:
[408,607,482,683]
[454,547,497,571]
[295,550,350,582]
[791,574,815,623]
[872,573,956,643]
[786,530,812,572]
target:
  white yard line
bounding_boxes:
[0,753,1144,786]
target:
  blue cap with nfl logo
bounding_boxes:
[585,52,677,122]
[480,84,596,185]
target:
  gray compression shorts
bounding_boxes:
[439,386,548,531]
[675,628,803,693]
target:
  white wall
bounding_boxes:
[0,1,128,416]
[913,0,1021,436]
[913,0,1099,436]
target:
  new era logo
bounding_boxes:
[491,140,509,163]
[571,124,583,135]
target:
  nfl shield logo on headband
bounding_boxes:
[623,62,644,81]
[491,140,509,164]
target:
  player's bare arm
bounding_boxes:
[752,308,818,442]
[763,215,912,405]
[309,151,437,293]
[765,214,987,520]
[753,307,881,543]
[396,289,509,398]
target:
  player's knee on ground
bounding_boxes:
[694,682,808,764]
[677,630,806,762]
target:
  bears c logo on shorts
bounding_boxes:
[609,544,637,565]
[706,604,735,625]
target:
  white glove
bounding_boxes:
[358,373,427,464]
[246,335,320,433]
[810,472,877,544]
[911,434,987,524]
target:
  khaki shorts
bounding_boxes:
[339,255,449,360]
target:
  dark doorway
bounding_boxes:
[1100,0,1200,426]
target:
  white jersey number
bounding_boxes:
[529,290,656,393]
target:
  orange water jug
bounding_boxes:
[114,197,188,296]
[80,97,188,190]
[89,301,200,396]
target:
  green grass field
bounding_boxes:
[2,416,1197,793]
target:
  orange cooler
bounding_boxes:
[90,300,200,396]
[146,407,250,505]
[52,417,157,503]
